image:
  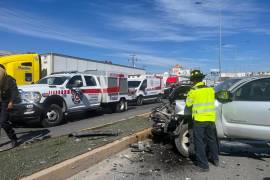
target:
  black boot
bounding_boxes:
[11,139,18,148]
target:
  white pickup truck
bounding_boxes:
[10,71,130,127]
[151,77,270,157]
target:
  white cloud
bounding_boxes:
[155,0,219,27]
[0,7,152,54]
[132,34,198,42]
[107,0,269,44]
[111,15,198,42]
[155,0,266,32]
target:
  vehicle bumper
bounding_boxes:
[127,95,137,102]
[9,103,43,122]
[164,88,172,97]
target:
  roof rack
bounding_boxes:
[50,71,78,75]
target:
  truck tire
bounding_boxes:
[41,104,63,127]
[136,96,143,106]
[115,99,127,113]
[174,124,190,157]
[156,94,162,103]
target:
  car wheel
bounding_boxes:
[156,94,162,103]
[136,96,143,106]
[174,124,190,157]
[115,99,126,113]
[41,104,63,127]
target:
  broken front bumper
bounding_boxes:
[9,103,42,122]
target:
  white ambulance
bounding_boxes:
[128,74,164,105]
[11,71,130,127]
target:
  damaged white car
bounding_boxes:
[150,77,270,157]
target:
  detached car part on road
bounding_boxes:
[150,77,270,157]
[10,71,131,127]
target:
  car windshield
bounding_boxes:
[128,81,141,88]
[215,78,241,92]
[37,76,69,85]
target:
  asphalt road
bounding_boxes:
[69,139,270,180]
[0,102,157,147]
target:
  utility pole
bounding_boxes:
[195,1,222,78]
[219,8,222,78]
[128,54,138,68]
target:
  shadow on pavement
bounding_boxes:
[16,129,51,144]
[220,140,270,161]
[0,129,50,149]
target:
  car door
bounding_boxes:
[65,75,86,110]
[83,75,102,107]
[221,78,270,140]
[140,79,147,96]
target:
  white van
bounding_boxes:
[128,74,164,105]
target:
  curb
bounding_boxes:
[21,128,152,180]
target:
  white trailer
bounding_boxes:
[40,53,146,78]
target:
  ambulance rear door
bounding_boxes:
[146,77,162,97]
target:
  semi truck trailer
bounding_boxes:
[0,53,146,85]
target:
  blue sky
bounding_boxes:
[0,0,270,73]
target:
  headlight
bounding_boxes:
[20,91,41,103]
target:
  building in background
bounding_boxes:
[170,64,191,83]
[0,50,14,56]
[221,71,270,80]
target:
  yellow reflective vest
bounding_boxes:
[186,82,216,122]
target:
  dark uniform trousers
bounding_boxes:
[193,121,219,169]
[0,102,17,140]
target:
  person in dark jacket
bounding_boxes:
[0,64,20,148]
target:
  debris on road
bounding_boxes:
[256,168,264,171]
[0,116,151,180]
[39,160,47,165]
[121,154,135,163]
[114,170,135,175]
[130,140,153,154]
[68,130,119,138]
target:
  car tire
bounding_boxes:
[156,94,162,103]
[174,124,190,157]
[115,99,127,113]
[41,104,63,127]
[136,96,143,106]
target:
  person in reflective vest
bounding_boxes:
[186,69,219,172]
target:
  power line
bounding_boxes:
[128,54,138,68]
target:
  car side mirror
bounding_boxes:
[216,90,232,102]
